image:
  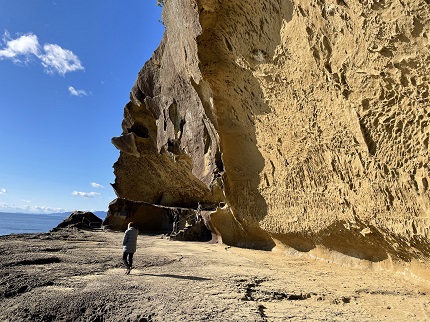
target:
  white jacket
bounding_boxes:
[122,227,138,253]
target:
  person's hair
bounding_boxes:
[128,222,135,228]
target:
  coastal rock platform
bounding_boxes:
[1,229,430,321]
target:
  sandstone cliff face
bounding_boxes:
[111,0,430,270]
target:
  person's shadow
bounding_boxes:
[133,272,211,281]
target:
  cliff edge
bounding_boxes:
[109,0,430,276]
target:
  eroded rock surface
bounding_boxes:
[110,0,430,276]
[1,231,429,321]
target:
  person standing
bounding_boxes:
[122,222,138,275]
[171,208,180,234]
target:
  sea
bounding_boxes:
[0,212,72,236]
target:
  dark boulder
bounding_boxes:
[52,211,102,231]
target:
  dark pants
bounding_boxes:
[122,252,134,269]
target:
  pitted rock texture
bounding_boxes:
[111,0,430,272]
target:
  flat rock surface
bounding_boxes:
[0,229,429,321]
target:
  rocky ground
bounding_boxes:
[0,229,429,321]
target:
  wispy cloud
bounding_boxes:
[68,86,87,97]
[72,191,101,198]
[0,202,65,214]
[40,44,84,75]
[90,182,104,189]
[0,202,17,210]
[0,31,84,75]
[0,188,7,195]
[30,205,65,213]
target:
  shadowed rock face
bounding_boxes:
[110,0,430,266]
[53,211,102,230]
[104,198,172,232]
[105,198,214,242]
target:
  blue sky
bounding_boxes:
[0,0,164,213]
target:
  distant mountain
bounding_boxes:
[92,211,107,219]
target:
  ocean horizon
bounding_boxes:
[0,211,107,236]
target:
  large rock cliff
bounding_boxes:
[110,0,430,275]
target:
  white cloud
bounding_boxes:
[90,182,104,189]
[40,44,84,75]
[0,188,7,194]
[0,31,84,75]
[32,205,65,213]
[0,202,13,208]
[72,191,101,198]
[68,86,87,97]
[0,33,39,60]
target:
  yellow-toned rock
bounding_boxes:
[109,0,430,276]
